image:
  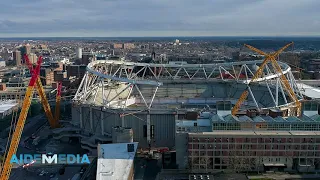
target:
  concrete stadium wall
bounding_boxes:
[72,106,176,148]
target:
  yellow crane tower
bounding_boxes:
[231,42,301,116]
[0,57,42,180]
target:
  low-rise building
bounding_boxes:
[181,131,320,173]
[176,107,320,173]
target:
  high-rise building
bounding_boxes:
[76,47,82,59]
[81,52,95,65]
[19,44,32,64]
[28,53,38,64]
[24,44,31,55]
[13,50,22,66]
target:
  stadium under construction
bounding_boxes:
[51,55,320,153]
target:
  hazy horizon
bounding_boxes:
[0,0,319,37]
[0,35,320,39]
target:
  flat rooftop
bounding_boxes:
[298,83,320,99]
[96,142,138,180]
[212,114,320,123]
[190,131,320,136]
[0,100,18,113]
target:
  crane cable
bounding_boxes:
[0,65,26,170]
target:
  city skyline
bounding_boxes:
[0,0,319,37]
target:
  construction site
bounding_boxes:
[0,55,78,180]
[1,42,320,180]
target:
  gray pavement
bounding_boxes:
[10,165,83,180]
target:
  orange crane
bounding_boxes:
[231,42,301,116]
[0,57,42,180]
[24,55,59,128]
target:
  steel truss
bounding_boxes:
[74,60,303,112]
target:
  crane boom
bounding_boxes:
[0,57,42,180]
[244,42,294,57]
[231,42,294,115]
[24,55,57,128]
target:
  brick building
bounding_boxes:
[180,131,320,173]
[176,103,320,173]
[112,43,123,49]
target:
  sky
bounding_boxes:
[0,0,319,37]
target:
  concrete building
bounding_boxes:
[53,71,67,82]
[96,142,138,180]
[123,43,135,49]
[0,100,18,119]
[13,50,21,66]
[112,126,133,143]
[81,51,95,65]
[66,65,86,78]
[40,68,53,86]
[0,59,5,67]
[28,53,37,64]
[76,47,82,59]
[24,44,31,55]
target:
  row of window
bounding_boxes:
[188,144,320,150]
[189,137,320,143]
[212,123,320,130]
[189,151,319,157]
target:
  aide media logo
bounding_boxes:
[10,153,90,166]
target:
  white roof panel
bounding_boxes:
[298,83,320,99]
[0,100,18,113]
[96,142,138,180]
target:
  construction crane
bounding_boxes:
[0,57,42,180]
[245,43,302,116]
[24,55,59,128]
[55,82,62,123]
[231,42,301,116]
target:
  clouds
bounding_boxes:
[0,0,319,37]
